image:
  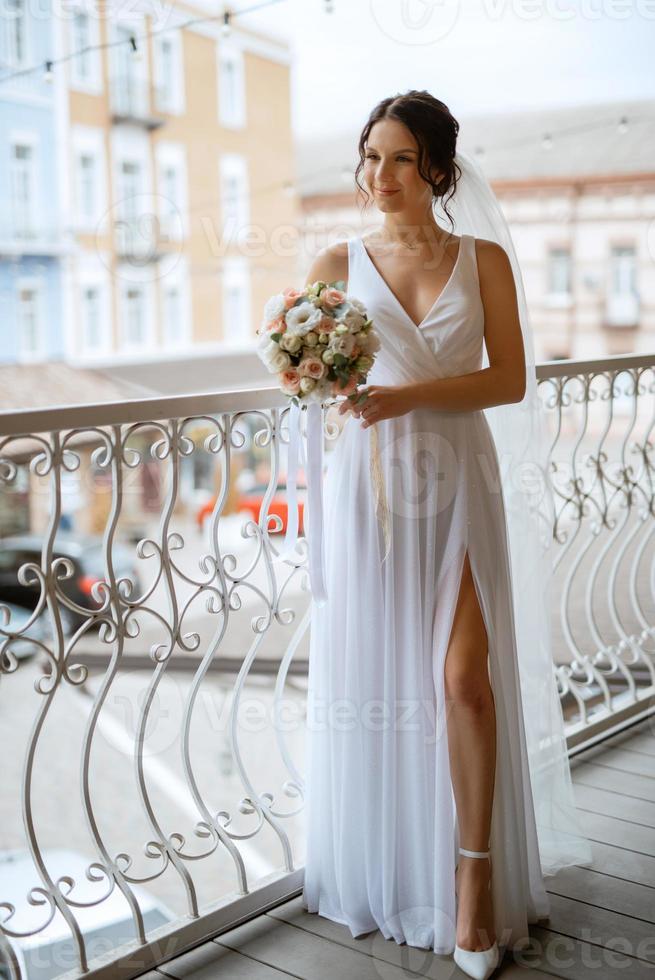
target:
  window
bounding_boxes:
[6,0,27,67]
[155,144,187,240]
[159,165,181,238]
[18,282,43,358]
[547,246,571,297]
[111,23,147,116]
[219,155,249,243]
[154,32,184,113]
[73,11,91,78]
[79,154,96,220]
[72,128,106,231]
[221,260,251,346]
[606,244,638,328]
[69,6,102,92]
[11,141,36,238]
[116,159,142,250]
[81,286,101,349]
[217,47,246,128]
[124,285,145,346]
[162,284,181,346]
[610,244,637,296]
[118,277,153,350]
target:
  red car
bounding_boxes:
[196,476,307,534]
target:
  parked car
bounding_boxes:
[0,848,175,980]
[197,479,307,534]
[0,533,140,632]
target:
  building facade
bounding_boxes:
[1,0,299,373]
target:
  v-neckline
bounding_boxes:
[358,233,465,331]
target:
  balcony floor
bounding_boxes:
[142,717,655,979]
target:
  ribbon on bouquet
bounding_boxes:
[273,399,328,605]
[368,421,392,565]
[273,395,391,599]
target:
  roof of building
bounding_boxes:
[295,98,655,197]
[0,361,151,412]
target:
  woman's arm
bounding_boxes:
[410,239,527,412]
[303,240,349,293]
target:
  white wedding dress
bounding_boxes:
[301,232,552,956]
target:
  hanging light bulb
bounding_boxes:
[340,166,352,182]
[43,60,54,82]
[129,35,137,52]
[221,11,232,36]
[542,133,553,150]
[473,145,484,158]
[324,0,334,11]
[618,115,628,134]
[282,180,295,197]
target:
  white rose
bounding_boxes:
[257,330,278,355]
[357,329,381,356]
[299,376,316,394]
[340,305,367,332]
[285,301,324,336]
[279,332,304,354]
[263,294,287,321]
[331,333,356,357]
[265,349,292,373]
[349,297,368,316]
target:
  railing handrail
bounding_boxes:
[1,350,654,439]
[0,384,288,438]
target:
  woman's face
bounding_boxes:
[362,118,439,212]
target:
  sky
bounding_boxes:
[231,0,655,139]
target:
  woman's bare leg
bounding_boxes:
[444,550,497,951]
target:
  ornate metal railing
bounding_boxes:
[0,352,653,979]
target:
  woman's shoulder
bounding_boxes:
[304,239,350,288]
[474,237,512,276]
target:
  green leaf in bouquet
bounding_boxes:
[269,332,283,342]
[333,353,348,367]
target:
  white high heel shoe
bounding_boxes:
[454,847,500,980]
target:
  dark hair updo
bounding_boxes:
[354,89,461,236]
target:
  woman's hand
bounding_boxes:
[338,384,414,429]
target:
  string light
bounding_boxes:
[618,115,629,133]
[542,133,553,150]
[43,60,53,83]
[221,11,232,37]
[0,0,288,85]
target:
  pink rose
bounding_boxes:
[298,356,326,380]
[320,287,346,310]
[332,375,358,397]
[318,314,337,333]
[280,368,301,395]
[283,287,304,309]
[267,314,286,333]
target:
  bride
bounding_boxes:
[299,90,592,979]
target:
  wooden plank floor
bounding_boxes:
[146,717,655,979]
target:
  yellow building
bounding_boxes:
[62,1,299,368]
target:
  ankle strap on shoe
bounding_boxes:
[458,847,490,858]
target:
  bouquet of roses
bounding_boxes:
[256,280,389,604]
[256,279,381,408]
